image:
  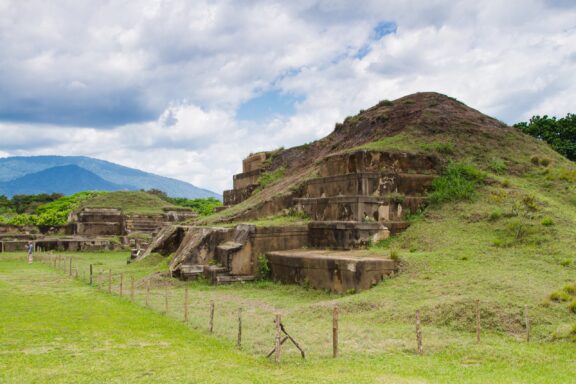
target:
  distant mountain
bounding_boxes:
[0,165,133,196]
[0,156,220,199]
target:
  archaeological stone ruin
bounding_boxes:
[142,147,440,292]
[0,206,196,256]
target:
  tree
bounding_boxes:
[514,114,576,161]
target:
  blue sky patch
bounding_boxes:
[355,20,397,59]
[236,90,304,122]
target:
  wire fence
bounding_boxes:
[31,253,533,363]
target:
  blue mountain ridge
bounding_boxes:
[0,156,221,199]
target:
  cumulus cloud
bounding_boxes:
[0,0,575,193]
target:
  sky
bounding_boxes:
[0,0,575,194]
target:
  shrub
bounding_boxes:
[522,194,539,211]
[428,162,486,204]
[540,158,551,167]
[564,283,576,295]
[256,254,271,281]
[492,238,505,247]
[489,209,502,221]
[541,217,555,226]
[560,259,573,267]
[390,250,401,262]
[550,290,571,302]
[488,158,507,174]
[257,166,286,190]
[531,156,540,165]
[377,99,394,107]
[568,301,576,314]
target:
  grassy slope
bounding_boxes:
[80,191,178,214]
[1,253,576,383]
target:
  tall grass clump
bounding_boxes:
[256,166,286,190]
[428,162,486,205]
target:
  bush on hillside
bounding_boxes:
[428,162,486,204]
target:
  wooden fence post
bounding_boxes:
[184,287,189,323]
[164,286,169,314]
[119,273,124,297]
[416,310,423,354]
[108,269,112,293]
[130,276,135,301]
[69,257,72,276]
[209,301,215,333]
[275,313,281,363]
[237,307,242,349]
[524,305,530,342]
[333,305,339,358]
[146,280,150,307]
[476,299,481,343]
[89,264,93,285]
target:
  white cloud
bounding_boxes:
[0,0,575,193]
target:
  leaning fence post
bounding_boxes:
[416,309,423,354]
[333,305,339,358]
[524,305,531,342]
[184,287,189,323]
[209,301,215,333]
[69,257,72,276]
[237,307,242,349]
[275,313,282,364]
[476,299,481,343]
[108,269,112,293]
[89,264,93,285]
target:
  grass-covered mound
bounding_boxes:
[79,191,179,215]
[195,91,576,345]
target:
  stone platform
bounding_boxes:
[267,249,396,293]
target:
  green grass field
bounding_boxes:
[1,249,576,383]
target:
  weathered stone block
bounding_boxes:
[267,249,395,293]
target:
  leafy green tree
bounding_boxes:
[515,114,576,161]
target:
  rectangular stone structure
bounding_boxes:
[267,249,396,293]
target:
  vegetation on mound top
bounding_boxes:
[79,191,178,214]
[144,189,222,216]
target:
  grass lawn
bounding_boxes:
[1,251,576,383]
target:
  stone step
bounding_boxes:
[308,221,389,250]
[318,150,441,178]
[304,172,436,198]
[266,248,396,293]
[295,195,426,222]
[215,275,256,284]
